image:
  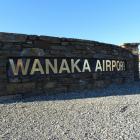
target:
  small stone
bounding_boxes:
[120,106,128,113]
[21,48,45,56]
[44,82,55,89]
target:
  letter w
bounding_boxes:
[9,59,30,76]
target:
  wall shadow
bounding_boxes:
[0,81,140,104]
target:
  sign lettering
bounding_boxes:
[7,57,126,82]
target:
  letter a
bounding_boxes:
[95,60,102,72]
[30,59,44,75]
[82,59,91,72]
[59,59,71,73]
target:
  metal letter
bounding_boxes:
[102,60,105,71]
[30,59,44,75]
[95,60,102,72]
[59,59,71,73]
[71,59,81,73]
[82,59,91,72]
[112,60,117,71]
[106,60,112,71]
[117,61,120,71]
[9,58,30,76]
[45,59,58,74]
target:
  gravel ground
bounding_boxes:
[0,82,140,140]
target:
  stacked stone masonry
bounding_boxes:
[0,32,139,96]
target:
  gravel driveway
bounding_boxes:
[0,82,140,140]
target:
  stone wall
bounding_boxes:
[0,32,139,97]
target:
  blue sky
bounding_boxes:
[0,0,139,45]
